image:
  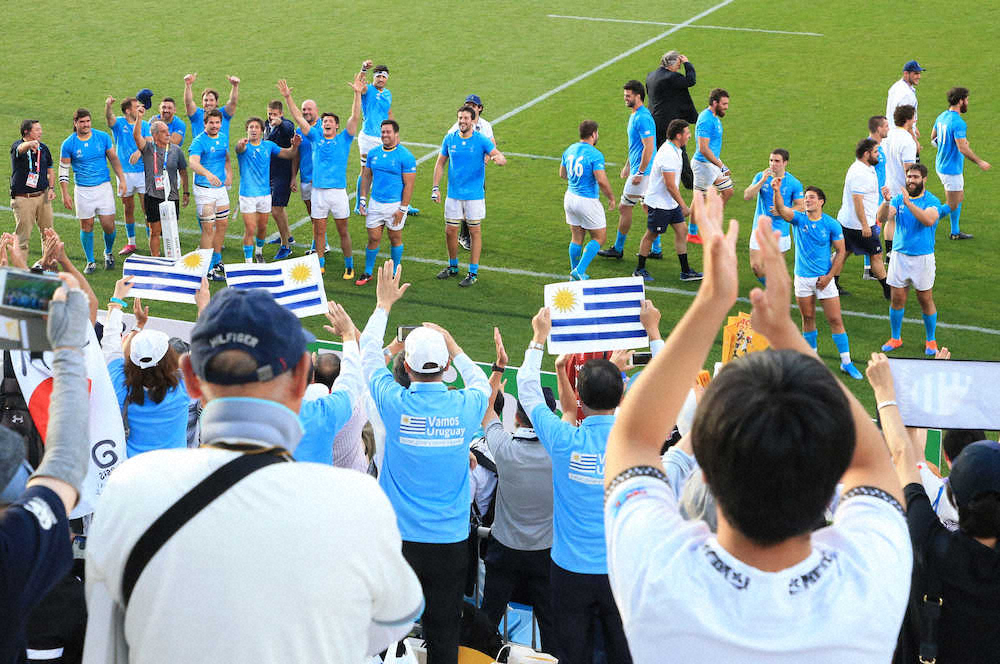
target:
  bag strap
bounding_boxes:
[121,450,289,608]
[917,532,950,663]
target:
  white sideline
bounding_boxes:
[3,208,998,337]
[547,14,824,37]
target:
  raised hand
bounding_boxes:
[375,260,410,312]
[323,302,358,340]
[493,326,508,368]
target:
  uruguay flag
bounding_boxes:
[224,254,328,318]
[543,276,647,353]
[122,249,212,304]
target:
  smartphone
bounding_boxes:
[632,352,653,366]
[397,325,419,342]
[0,268,61,316]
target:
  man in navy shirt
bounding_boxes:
[0,278,90,662]
[10,119,55,254]
[264,100,297,260]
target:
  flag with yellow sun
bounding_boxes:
[543,276,648,354]
[122,249,213,304]
[224,253,328,318]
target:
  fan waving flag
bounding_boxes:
[224,254,328,318]
[543,276,648,353]
[122,250,212,304]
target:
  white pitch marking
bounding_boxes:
[547,14,824,37]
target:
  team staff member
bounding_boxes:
[152,97,185,146]
[235,118,299,267]
[188,110,232,277]
[183,73,239,140]
[0,277,90,664]
[860,116,890,281]
[105,96,151,256]
[280,76,364,277]
[881,105,918,261]
[358,260,491,664]
[517,307,635,664]
[354,61,394,212]
[59,108,127,274]
[742,148,804,284]
[357,120,416,285]
[561,120,616,281]
[886,60,924,149]
[132,107,189,257]
[771,181,863,380]
[598,80,655,260]
[10,119,55,254]
[634,119,700,283]
[432,105,506,287]
[645,50,698,188]
[264,100,296,260]
[878,163,951,356]
[930,86,991,241]
[836,138,890,299]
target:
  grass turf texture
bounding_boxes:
[4,0,999,413]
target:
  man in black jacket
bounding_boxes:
[646,51,697,190]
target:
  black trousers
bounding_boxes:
[402,540,468,664]
[481,537,554,654]
[549,561,632,664]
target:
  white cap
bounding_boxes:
[129,329,170,369]
[404,327,449,374]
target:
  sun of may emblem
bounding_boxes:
[180,252,204,271]
[289,263,313,284]
[551,287,577,313]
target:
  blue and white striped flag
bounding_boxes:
[224,254,328,318]
[543,276,647,353]
[122,249,212,304]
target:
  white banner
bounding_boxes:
[160,201,182,260]
[889,358,1000,429]
[13,326,126,517]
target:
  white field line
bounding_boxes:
[547,14,823,37]
[5,204,996,336]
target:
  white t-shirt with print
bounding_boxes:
[605,473,912,664]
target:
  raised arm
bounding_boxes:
[903,192,947,226]
[769,176,796,222]
[865,353,920,488]
[345,73,364,137]
[277,80,311,134]
[104,96,116,128]
[481,327,509,428]
[223,75,240,117]
[277,134,300,160]
[554,354,577,424]
[133,106,148,151]
[743,171,769,201]
[182,73,197,117]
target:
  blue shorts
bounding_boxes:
[270,175,291,207]
[647,206,685,234]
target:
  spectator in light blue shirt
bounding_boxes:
[516,307,634,664]
[356,260,490,664]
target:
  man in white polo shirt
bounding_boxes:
[603,192,911,664]
[886,60,924,150]
[881,105,918,263]
[836,138,890,299]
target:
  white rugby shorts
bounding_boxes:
[300,181,313,202]
[749,229,792,252]
[620,175,648,206]
[887,252,935,291]
[444,197,486,222]
[239,195,272,214]
[74,182,116,219]
[366,199,406,231]
[118,171,146,196]
[936,171,964,192]
[312,188,350,220]
[358,132,381,162]
[794,274,839,300]
[193,184,230,211]
[564,191,607,230]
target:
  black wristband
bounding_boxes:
[491,364,504,374]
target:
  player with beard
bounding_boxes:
[836,138,891,299]
[877,163,951,356]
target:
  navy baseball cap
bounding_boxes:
[190,288,314,385]
[136,88,154,109]
[903,60,925,73]
[465,94,483,106]
[948,440,1000,508]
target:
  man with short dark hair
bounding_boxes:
[517,305,647,664]
[930,86,991,241]
[105,95,151,256]
[187,109,232,276]
[836,138,890,298]
[743,148,804,284]
[604,191,911,662]
[448,94,495,252]
[358,260,491,664]
[882,104,918,261]
[598,80,655,261]
[10,119,55,254]
[59,108,127,274]
[354,60,394,213]
[83,289,422,662]
[878,163,951,356]
[264,100,297,260]
[886,60,924,149]
[561,120,616,281]
[860,115,890,281]
[152,97,185,146]
[183,73,239,141]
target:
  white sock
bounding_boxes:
[840,351,852,364]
